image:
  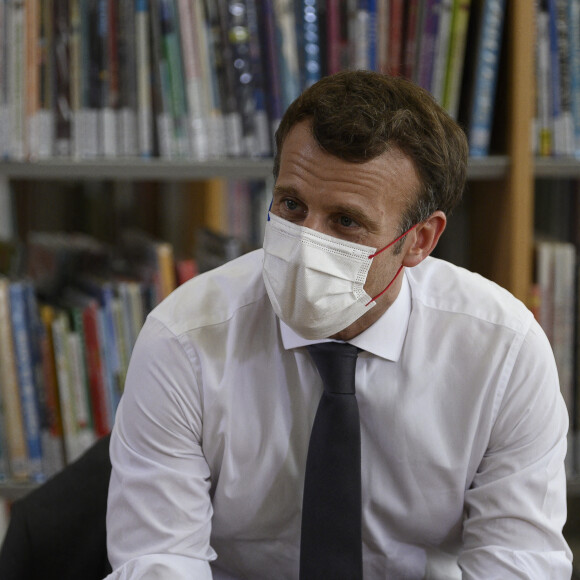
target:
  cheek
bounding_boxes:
[364,253,401,295]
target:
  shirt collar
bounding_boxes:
[280,271,412,361]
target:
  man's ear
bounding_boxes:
[402,211,447,268]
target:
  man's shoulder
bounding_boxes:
[149,249,269,335]
[407,257,533,334]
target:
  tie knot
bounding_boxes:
[306,342,360,395]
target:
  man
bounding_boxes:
[105,71,572,578]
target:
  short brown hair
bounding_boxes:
[273,70,468,231]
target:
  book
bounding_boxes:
[402,0,421,80]
[60,288,111,438]
[246,0,271,155]
[415,0,441,93]
[159,0,190,157]
[7,0,27,160]
[0,0,8,159]
[461,0,507,157]
[9,280,45,482]
[256,0,284,142]
[223,0,260,156]
[116,0,138,156]
[431,0,454,104]
[352,0,371,70]
[389,0,405,76]
[553,0,574,156]
[0,277,29,481]
[195,0,226,158]
[150,0,175,158]
[272,0,301,110]
[24,282,64,478]
[442,0,471,119]
[135,0,154,157]
[568,0,580,158]
[103,0,121,157]
[37,304,66,476]
[53,0,72,157]
[176,0,209,159]
[535,0,553,156]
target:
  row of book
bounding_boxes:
[0,173,269,483]
[532,179,580,475]
[533,0,580,158]
[0,0,507,163]
[0,228,188,483]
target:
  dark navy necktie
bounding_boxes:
[300,342,363,579]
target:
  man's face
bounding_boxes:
[271,120,423,339]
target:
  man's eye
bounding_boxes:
[339,216,356,227]
[284,199,299,211]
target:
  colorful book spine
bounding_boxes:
[467,0,506,157]
[176,0,209,160]
[135,0,154,157]
[116,0,138,156]
[0,277,29,480]
[442,0,471,119]
[53,0,71,156]
[159,0,190,157]
[0,0,8,159]
[416,0,440,92]
[389,0,404,76]
[9,281,44,482]
[568,0,580,158]
[246,0,271,155]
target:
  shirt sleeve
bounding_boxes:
[105,315,216,579]
[459,319,573,579]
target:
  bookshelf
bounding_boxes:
[0,0,578,502]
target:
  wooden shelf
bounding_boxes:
[535,157,580,178]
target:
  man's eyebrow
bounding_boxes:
[273,184,299,197]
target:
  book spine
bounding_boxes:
[554,0,574,156]
[101,0,120,157]
[547,0,562,156]
[51,310,80,463]
[0,278,29,480]
[135,0,154,157]
[176,0,209,160]
[536,0,553,156]
[0,0,8,159]
[117,0,138,156]
[8,0,27,160]
[442,0,471,119]
[25,0,40,159]
[569,0,580,158]
[430,0,453,103]
[53,0,71,157]
[246,0,272,155]
[256,0,284,141]
[402,0,420,80]
[160,0,190,157]
[9,281,44,482]
[272,0,301,110]
[150,0,174,158]
[416,0,440,92]
[468,0,506,157]
[82,300,112,437]
[38,304,66,477]
[389,0,404,76]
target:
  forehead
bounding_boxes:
[277,121,421,215]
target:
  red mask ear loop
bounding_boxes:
[364,223,419,307]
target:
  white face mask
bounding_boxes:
[262,212,414,339]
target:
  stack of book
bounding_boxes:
[0,0,508,162]
[533,0,580,158]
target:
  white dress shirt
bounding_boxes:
[105,250,572,579]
